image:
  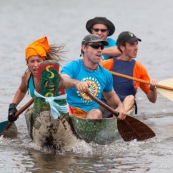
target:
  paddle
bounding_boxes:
[110,71,173,102]
[0,98,34,137]
[156,78,173,102]
[86,91,156,141]
[111,71,173,91]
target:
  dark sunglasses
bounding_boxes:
[88,43,104,50]
[92,28,108,33]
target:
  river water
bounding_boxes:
[0,0,173,172]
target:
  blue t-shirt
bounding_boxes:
[102,37,116,60]
[61,59,113,112]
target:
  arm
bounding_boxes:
[12,75,28,105]
[146,79,157,103]
[8,73,28,122]
[103,89,126,120]
[61,74,89,93]
[102,46,121,57]
[134,62,157,103]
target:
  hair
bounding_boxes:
[46,44,66,61]
[80,42,89,57]
[117,43,126,53]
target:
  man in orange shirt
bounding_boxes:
[100,31,157,114]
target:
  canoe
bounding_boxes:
[24,60,135,147]
[24,60,77,149]
[70,115,119,144]
[70,108,134,145]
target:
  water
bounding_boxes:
[0,0,173,172]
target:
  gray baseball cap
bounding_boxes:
[82,34,108,46]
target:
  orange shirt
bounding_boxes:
[100,58,151,94]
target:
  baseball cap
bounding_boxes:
[82,34,108,46]
[117,31,141,45]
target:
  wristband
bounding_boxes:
[150,86,156,91]
[9,103,16,109]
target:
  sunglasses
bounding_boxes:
[92,28,108,33]
[88,43,104,50]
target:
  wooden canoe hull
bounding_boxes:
[25,109,77,149]
[25,60,135,147]
[70,115,120,145]
[70,108,135,145]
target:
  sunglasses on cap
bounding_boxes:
[92,28,108,33]
[88,43,104,50]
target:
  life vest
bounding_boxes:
[112,58,137,101]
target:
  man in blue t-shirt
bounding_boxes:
[61,34,125,120]
[86,17,121,60]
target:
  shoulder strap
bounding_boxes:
[26,72,33,89]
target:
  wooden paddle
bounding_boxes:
[86,91,156,141]
[156,78,173,102]
[0,98,34,137]
[110,71,173,102]
[111,71,173,91]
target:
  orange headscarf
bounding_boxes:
[25,36,50,62]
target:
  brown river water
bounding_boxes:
[1,0,173,172]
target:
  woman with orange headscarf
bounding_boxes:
[8,36,64,122]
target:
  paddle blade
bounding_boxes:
[117,115,155,141]
[157,78,173,102]
[0,121,9,133]
[0,121,18,138]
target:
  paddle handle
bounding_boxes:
[86,92,119,117]
[14,98,34,118]
[86,92,142,138]
[86,91,155,141]
[111,71,173,91]
[1,98,34,136]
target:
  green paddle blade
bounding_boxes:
[0,121,9,133]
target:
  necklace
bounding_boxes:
[82,61,99,72]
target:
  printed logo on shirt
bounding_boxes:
[77,77,101,104]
